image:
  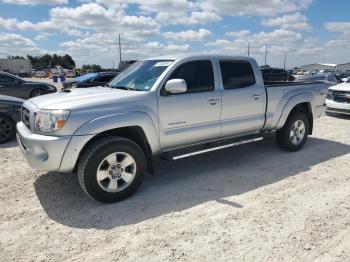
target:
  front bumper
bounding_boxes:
[325,99,350,115]
[16,121,71,172]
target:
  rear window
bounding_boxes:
[220,60,256,89]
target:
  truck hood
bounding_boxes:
[28,86,147,110]
[329,83,350,92]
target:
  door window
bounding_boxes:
[220,61,256,89]
[0,75,14,83]
[166,60,214,94]
[100,74,115,82]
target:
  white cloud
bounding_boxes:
[156,11,221,25]
[0,3,160,37]
[325,22,350,36]
[0,33,45,57]
[200,0,313,17]
[226,30,251,38]
[34,33,51,41]
[164,28,211,42]
[262,12,312,31]
[0,0,67,5]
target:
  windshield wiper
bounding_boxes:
[112,85,136,91]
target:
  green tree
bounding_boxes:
[81,64,102,72]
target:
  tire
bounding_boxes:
[77,137,147,203]
[276,111,309,152]
[0,115,16,144]
[29,89,46,98]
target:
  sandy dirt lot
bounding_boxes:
[0,115,350,261]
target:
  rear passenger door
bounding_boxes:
[219,60,266,137]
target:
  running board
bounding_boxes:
[161,136,263,161]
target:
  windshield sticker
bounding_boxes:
[153,61,172,67]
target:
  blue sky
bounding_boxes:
[0,0,349,68]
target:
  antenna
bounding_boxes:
[284,52,287,70]
[118,34,122,63]
[264,44,268,66]
[248,41,250,57]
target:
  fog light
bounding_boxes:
[33,146,48,161]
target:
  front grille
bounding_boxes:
[22,107,31,129]
[326,107,350,114]
[332,90,350,104]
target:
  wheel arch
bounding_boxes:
[65,111,160,174]
[276,94,314,135]
[75,125,154,174]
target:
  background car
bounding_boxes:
[297,73,341,88]
[0,95,23,143]
[0,72,57,99]
[34,71,47,78]
[65,70,76,78]
[62,71,118,90]
[261,68,295,82]
[326,81,350,115]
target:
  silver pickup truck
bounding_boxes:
[17,55,327,203]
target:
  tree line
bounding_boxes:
[7,54,76,70]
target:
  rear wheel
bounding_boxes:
[30,89,46,98]
[276,112,309,152]
[0,115,15,144]
[77,137,146,203]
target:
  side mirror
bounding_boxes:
[164,79,187,94]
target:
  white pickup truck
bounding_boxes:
[17,55,327,203]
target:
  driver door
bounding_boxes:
[157,60,221,149]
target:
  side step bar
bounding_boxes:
[162,136,263,161]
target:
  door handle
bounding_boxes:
[252,94,261,100]
[207,98,220,105]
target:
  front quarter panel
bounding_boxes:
[74,111,161,154]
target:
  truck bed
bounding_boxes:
[263,81,326,130]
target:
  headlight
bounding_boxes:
[327,89,333,99]
[35,110,70,132]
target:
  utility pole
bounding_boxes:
[264,44,268,66]
[248,41,250,57]
[283,52,287,70]
[118,34,122,63]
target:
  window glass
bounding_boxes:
[168,60,214,93]
[220,61,256,89]
[100,74,114,82]
[0,75,14,83]
[110,60,173,91]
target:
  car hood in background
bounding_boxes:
[0,95,25,104]
[329,83,350,91]
[27,86,147,111]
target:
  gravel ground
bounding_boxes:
[1,115,350,261]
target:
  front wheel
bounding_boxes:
[276,112,309,152]
[0,115,16,144]
[29,89,46,98]
[77,137,146,203]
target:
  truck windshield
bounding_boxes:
[109,60,173,91]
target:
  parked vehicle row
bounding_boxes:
[0,72,57,99]
[62,71,118,90]
[16,55,327,203]
[260,67,295,82]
